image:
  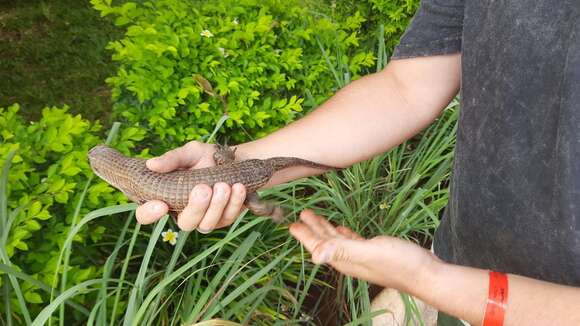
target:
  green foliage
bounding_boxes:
[91,0,377,149]
[0,104,144,315]
[327,0,420,53]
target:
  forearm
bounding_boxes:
[411,258,580,325]
[236,54,461,186]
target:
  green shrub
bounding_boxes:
[340,0,420,53]
[327,0,419,53]
[0,103,144,315]
[91,0,377,149]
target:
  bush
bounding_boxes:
[0,104,144,315]
[91,0,377,150]
[332,0,419,52]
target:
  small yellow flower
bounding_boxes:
[232,18,239,25]
[200,29,214,38]
[161,229,178,245]
[379,203,389,210]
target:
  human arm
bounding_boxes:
[136,53,461,231]
[290,210,580,326]
[235,53,461,186]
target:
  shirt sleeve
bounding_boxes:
[392,0,465,59]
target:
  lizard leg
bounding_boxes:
[245,192,285,223]
[168,211,179,224]
[212,143,237,166]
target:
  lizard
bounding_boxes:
[87,144,337,222]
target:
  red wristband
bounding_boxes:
[482,271,509,326]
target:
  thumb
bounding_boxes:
[146,154,179,173]
[146,144,201,173]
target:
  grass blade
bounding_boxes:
[131,218,264,325]
[204,114,230,144]
[123,215,168,325]
[0,149,15,232]
[144,229,191,324]
[32,279,122,326]
[0,263,89,316]
[186,232,259,323]
[0,149,32,325]
[110,221,141,323]
[97,213,133,325]
[204,248,293,318]
[342,309,388,326]
[55,121,122,326]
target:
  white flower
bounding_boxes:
[161,229,179,245]
[218,47,229,58]
[200,29,214,38]
[232,18,239,25]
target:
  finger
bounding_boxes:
[289,222,330,264]
[312,237,367,265]
[336,226,364,240]
[177,184,211,231]
[197,182,231,233]
[290,223,368,265]
[299,209,339,237]
[136,201,168,224]
[146,142,201,173]
[219,183,247,226]
[214,219,233,229]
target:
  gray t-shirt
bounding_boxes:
[393,0,580,286]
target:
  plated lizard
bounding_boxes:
[88,144,336,222]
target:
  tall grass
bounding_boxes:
[260,23,457,324]
[264,101,457,324]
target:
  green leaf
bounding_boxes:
[24,291,43,304]
[55,192,69,203]
[24,220,41,231]
[28,201,42,217]
[36,209,51,220]
[14,241,29,251]
[48,179,66,193]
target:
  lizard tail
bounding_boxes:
[264,157,339,172]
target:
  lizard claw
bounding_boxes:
[270,206,286,223]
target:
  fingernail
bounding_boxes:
[214,185,225,197]
[150,203,161,213]
[197,228,210,234]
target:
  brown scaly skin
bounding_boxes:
[88,144,337,222]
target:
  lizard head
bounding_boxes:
[88,144,125,183]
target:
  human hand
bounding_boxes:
[289,210,438,291]
[135,141,247,233]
